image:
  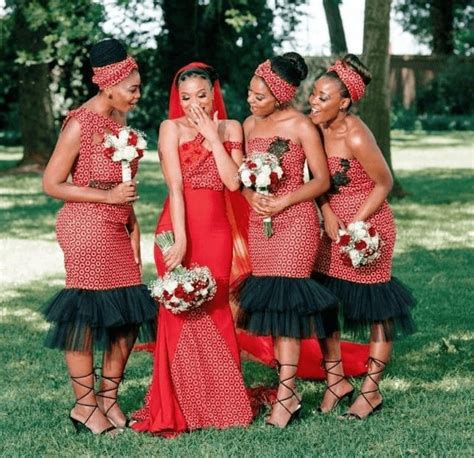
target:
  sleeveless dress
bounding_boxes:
[42,107,156,351]
[313,156,416,339]
[132,133,253,437]
[235,137,339,339]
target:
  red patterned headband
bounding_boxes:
[327,60,365,102]
[92,56,138,90]
[255,60,297,104]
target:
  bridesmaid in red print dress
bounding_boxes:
[310,54,416,419]
[132,63,253,436]
[235,53,340,428]
[42,39,156,435]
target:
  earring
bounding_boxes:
[106,92,112,99]
[339,106,345,112]
[275,101,281,109]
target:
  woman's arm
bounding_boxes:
[262,118,331,217]
[158,120,187,271]
[348,122,393,222]
[42,118,137,204]
[127,207,142,274]
[189,106,241,191]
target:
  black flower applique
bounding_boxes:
[267,137,290,159]
[329,158,351,194]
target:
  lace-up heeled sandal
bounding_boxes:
[339,356,386,420]
[95,371,134,428]
[265,362,302,428]
[317,359,354,413]
[69,372,118,435]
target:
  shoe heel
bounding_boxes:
[69,415,84,434]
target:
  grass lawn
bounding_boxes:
[0,131,473,456]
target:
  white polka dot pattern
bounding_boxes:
[56,107,142,289]
[314,157,396,284]
[170,309,253,430]
[247,137,320,277]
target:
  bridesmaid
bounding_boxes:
[235,53,339,428]
[132,63,253,436]
[310,54,416,419]
[42,39,156,434]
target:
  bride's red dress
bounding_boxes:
[132,134,253,436]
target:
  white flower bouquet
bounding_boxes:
[338,221,382,268]
[149,231,217,314]
[103,127,146,181]
[238,138,289,238]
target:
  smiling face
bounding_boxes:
[247,76,277,117]
[108,69,141,112]
[308,76,350,125]
[178,76,214,118]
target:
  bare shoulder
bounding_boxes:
[345,115,376,150]
[60,116,81,139]
[159,118,179,133]
[289,111,318,137]
[243,115,256,134]
[222,119,242,136]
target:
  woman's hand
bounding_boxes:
[129,222,142,275]
[163,238,187,271]
[242,188,268,216]
[107,181,138,204]
[188,105,220,144]
[259,194,289,218]
[323,209,345,241]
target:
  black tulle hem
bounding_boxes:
[234,275,339,339]
[313,273,416,341]
[42,284,157,351]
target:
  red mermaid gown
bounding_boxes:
[132,134,253,436]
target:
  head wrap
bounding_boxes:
[92,56,138,90]
[327,60,366,102]
[168,62,227,119]
[254,60,297,104]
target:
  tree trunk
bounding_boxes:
[359,0,405,197]
[160,0,199,88]
[431,0,454,55]
[13,0,56,168]
[323,0,348,55]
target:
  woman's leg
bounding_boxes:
[66,350,115,433]
[318,331,354,412]
[97,326,139,427]
[267,337,301,428]
[345,321,392,418]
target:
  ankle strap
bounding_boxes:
[359,356,387,409]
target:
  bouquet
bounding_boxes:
[148,231,217,314]
[338,221,382,268]
[238,138,289,238]
[103,127,146,182]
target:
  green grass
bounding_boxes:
[1,132,473,456]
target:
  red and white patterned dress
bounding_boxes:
[43,107,156,351]
[132,133,253,437]
[235,137,338,339]
[313,156,415,339]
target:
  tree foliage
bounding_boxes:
[394,0,474,55]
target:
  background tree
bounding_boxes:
[322,0,347,54]
[394,0,474,55]
[2,0,106,168]
[359,0,404,197]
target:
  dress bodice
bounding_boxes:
[65,107,140,187]
[179,133,242,191]
[61,106,142,224]
[246,136,306,196]
[327,156,374,196]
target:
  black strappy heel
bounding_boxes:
[317,359,354,413]
[265,361,302,428]
[69,372,117,435]
[95,370,133,428]
[339,356,386,420]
